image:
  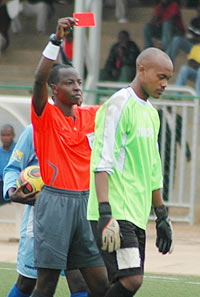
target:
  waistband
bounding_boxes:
[43,185,89,198]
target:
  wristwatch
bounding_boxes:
[49,34,62,46]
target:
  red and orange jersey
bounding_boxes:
[31,101,99,190]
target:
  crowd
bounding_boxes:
[0,1,197,296]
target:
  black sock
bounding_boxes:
[31,289,48,297]
[104,281,134,297]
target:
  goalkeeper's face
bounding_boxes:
[142,57,173,99]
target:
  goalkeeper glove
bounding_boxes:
[97,202,121,253]
[155,205,173,255]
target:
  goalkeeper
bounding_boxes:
[87,47,173,297]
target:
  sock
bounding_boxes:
[70,292,88,297]
[7,284,30,297]
[104,281,133,297]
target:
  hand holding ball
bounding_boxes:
[16,165,44,197]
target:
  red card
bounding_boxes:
[73,12,96,27]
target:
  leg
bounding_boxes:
[11,16,22,33]
[35,3,53,34]
[118,65,133,82]
[104,275,143,297]
[31,268,60,297]
[65,269,89,294]
[90,221,145,297]
[80,266,109,297]
[161,20,174,51]
[176,65,197,87]
[115,0,128,22]
[195,67,200,95]
[8,235,37,296]
[7,274,36,297]
[99,69,115,81]
[166,36,192,63]
[143,23,158,49]
[16,275,36,295]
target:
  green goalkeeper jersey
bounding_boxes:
[87,87,163,230]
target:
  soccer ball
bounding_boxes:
[16,165,44,197]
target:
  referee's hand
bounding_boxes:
[56,17,77,40]
[98,202,121,253]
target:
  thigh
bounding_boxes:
[147,23,161,38]
[22,3,36,17]
[67,197,104,270]
[34,188,75,270]
[17,236,37,279]
[16,274,36,295]
[187,66,197,81]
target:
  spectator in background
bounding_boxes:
[12,0,54,34]
[104,0,128,23]
[166,5,200,63]
[0,124,16,205]
[143,0,185,51]
[100,30,140,82]
[175,44,200,95]
[0,0,21,54]
[115,0,128,23]
[0,124,16,180]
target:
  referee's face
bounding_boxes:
[56,68,83,105]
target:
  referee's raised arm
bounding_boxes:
[32,17,77,116]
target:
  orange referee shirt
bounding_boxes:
[31,101,99,191]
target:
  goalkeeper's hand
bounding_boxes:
[97,202,121,253]
[155,205,174,255]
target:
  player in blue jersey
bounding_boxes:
[3,124,89,297]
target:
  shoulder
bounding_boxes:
[75,105,100,119]
[77,105,100,113]
[129,40,139,48]
[110,42,119,50]
[103,88,134,115]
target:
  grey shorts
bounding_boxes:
[33,186,104,270]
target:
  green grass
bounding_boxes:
[0,262,200,297]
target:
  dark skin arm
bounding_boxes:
[152,189,164,208]
[32,17,77,116]
[95,172,109,203]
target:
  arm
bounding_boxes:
[3,125,38,205]
[104,44,118,74]
[95,171,121,253]
[95,171,109,203]
[32,17,76,116]
[152,189,173,255]
[152,188,164,207]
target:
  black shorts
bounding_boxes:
[91,220,146,283]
